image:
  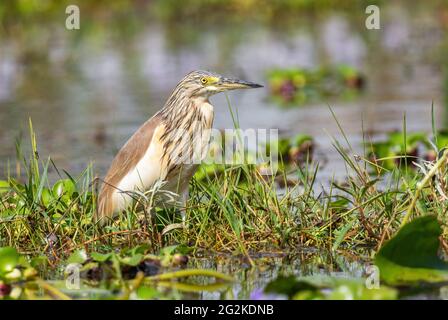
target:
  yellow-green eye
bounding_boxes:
[200,77,207,84]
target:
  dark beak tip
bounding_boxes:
[245,82,263,89]
[223,78,263,89]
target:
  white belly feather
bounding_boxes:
[113,125,166,212]
[112,100,214,213]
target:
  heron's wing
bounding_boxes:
[96,113,162,223]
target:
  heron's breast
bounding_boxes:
[199,101,214,129]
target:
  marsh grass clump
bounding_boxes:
[1,113,448,300]
[1,115,448,265]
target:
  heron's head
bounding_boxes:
[179,70,263,98]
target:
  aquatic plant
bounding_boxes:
[267,65,365,105]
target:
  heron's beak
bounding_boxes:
[218,77,263,91]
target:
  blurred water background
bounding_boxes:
[0,0,446,183]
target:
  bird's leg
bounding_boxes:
[180,191,189,227]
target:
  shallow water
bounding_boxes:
[193,251,369,300]
[36,251,446,300]
[38,250,373,299]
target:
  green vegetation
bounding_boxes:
[375,215,448,285]
[1,112,448,299]
[262,275,398,300]
[0,0,382,28]
[0,245,233,299]
[367,131,448,171]
[267,66,365,105]
[261,216,448,299]
[1,0,448,301]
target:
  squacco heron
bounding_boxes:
[95,70,262,225]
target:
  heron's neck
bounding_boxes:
[193,96,214,130]
[160,93,214,128]
[158,95,215,169]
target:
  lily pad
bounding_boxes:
[375,215,448,284]
[264,276,318,299]
[137,286,161,299]
[264,275,397,300]
[325,279,397,300]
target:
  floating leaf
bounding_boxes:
[326,280,397,300]
[145,269,233,282]
[264,276,317,299]
[264,275,397,300]
[136,286,160,299]
[157,281,231,292]
[375,215,448,284]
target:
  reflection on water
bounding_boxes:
[193,251,369,300]
[0,4,444,184]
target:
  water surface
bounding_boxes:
[0,4,444,184]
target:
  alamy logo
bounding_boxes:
[365,5,380,30]
[65,5,80,30]
[365,265,380,289]
[167,126,279,175]
[65,263,80,290]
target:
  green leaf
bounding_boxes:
[326,280,397,300]
[0,247,20,275]
[30,255,49,270]
[0,180,9,194]
[137,286,160,299]
[174,244,193,255]
[41,188,53,207]
[91,252,113,262]
[129,244,150,256]
[264,276,317,299]
[332,219,355,251]
[160,245,178,256]
[119,253,143,266]
[67,249,88,264]
[53,179,76,199]
[265,275,398,300]
[375,215,448,284]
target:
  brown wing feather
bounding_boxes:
[95,114,162,224]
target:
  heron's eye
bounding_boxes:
[200,77,208,85]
